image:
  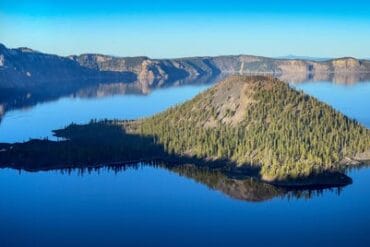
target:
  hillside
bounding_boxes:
[1,43,370,89]
[129,76,370,180]
[0,44,136,89]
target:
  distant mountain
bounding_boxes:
[276,55,331,61]
[1,43,370,89]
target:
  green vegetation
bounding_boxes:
[0,121,167,170]
[128,76,370,180]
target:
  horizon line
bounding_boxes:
[2,42,369,61]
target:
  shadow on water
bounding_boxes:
[0,121,350,202]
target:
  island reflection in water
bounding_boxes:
[10,162,346,203]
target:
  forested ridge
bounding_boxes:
[126,76,370,179]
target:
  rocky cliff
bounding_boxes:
[70,53,370,85]
[1,43,370,89]
[0,44,136,89]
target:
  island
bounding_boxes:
[0,76,369,188]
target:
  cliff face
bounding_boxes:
[69,54,222,87]
[69,54,147,73]
[0,44,136,89]
[70,53,370,85]
[1,43,370,89]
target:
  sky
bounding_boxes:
[0,0,370,58]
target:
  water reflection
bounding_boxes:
[14,162,346,203]
[167,164,346,202]
[1,72,369,120]
[279,71,370,84]
[0,73,222,119]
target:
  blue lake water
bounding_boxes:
[0,84,210,142]
[293,81,370,128]
[0,79,369,246]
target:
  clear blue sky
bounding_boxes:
[1,0,369,58]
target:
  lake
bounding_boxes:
[0,78,369,246]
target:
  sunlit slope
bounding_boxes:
[131,76,370,179]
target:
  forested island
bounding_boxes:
[0,76,369,187]
[132,76,370,180]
